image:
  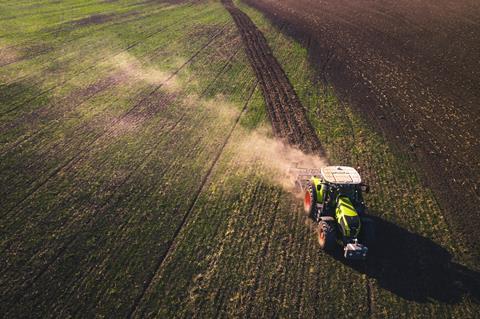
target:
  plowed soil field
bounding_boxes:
[243,0,480,259]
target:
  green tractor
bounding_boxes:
[292,166,375,260]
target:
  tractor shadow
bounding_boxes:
[329,215,480,304]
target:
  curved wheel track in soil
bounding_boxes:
[222,0,324,157]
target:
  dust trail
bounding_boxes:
[107,52,184,91]
[235,127,329,194]
[108,50,327,194]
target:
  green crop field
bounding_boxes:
[1,0,478,318]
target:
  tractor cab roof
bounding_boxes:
[321,166,361,185]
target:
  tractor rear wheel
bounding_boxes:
[317,220,336,251]
[304,184,317,219]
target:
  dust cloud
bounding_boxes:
[106,51,328,195]
[235,127,329,194]
[107,52,182,91]
[189,91,328,195]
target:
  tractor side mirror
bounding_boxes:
[360,184,370,193]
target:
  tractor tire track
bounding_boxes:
[221,0,324,156]
[2,108,187,314]
[0,29,225,220]
[0,5,218,116]
[0,1,176,68]
[0,21,233,157]
[0,41,245,308]
[127,80,258,319]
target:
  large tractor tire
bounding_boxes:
[360,217,376,248]
[304,184,317,219]
[317,220,336,251]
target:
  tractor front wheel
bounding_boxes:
[317,220,336,251]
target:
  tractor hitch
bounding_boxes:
[344,240,368,260]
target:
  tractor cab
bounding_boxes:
[314,166,368,219]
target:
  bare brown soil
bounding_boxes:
[243,0,480,259]
[222,0,324,156]
[222,1,480,306]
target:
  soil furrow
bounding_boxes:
[127,80,258,318]
[245,22,302,145]
[237,14,302,145]
[247,38,292,140]
[222,0,324,156]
